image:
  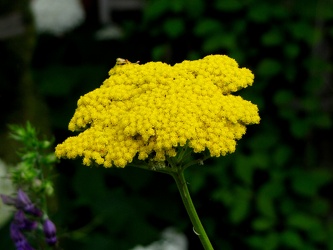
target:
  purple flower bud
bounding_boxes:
[13,210,38,231]
[10,223,35,250]
[17,189,31,206]
[10,223,24,243]
[15,190,42,217]
[16,241,35,250]
[0,194,17,205]
[43,219,57,246]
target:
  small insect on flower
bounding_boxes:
[116,58,140,65]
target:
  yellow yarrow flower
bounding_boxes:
[55,55,260,168]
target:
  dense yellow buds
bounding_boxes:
[55,55,260,168]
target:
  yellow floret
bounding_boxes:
[55,55,260,168]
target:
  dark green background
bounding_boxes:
[1,0,333,249]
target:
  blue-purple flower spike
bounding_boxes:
[14,210,38,231]
[16,189,42,217]
[10,223,35,250]
[43,219,57,246]
[1,194,17,206]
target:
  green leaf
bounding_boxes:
[280,230,303,248]
[232,20,246,34]
[273,89,294,106]
[185,168,205,193]
[163,18,185,38]
[252,217,275,231]
[202,33,236,52]
[312,113,332,128]
[212,186,251,223]
[247,232,279,250]
[251,153,270,169]
[256,59,281,77]
[280,198,295,216]
[247,3,272,22]
[143,0,170,22]
[194,19,223,37]
[247,132,279,151]
[272,145,292,168]
[152,44,169,60]
[316,1,333,19]
[261,29,283,46]
[287,213,314,230]
[290,118,310,138]
[229,187,251,223]
[212,188,233,206]
[301,97,319,112]
[310,198,330,215]
[184,0,205,18]
[170,0,184,12]
[284,43,300,58]
[235,155,254,184]
[234,153,270,181]
[214,0,243,11]
[288,21,321,45]
[291,169,331,196]
[187,51,201,60]
[287,213,324,239]
[256,181,283,217]
[327,223,333,249]
[285,65,297,81]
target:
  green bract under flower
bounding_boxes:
[55,55,260,167]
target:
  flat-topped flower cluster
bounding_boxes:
[55,55,260,167]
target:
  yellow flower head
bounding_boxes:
[55,55,260,168]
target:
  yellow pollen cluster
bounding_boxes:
[55,55,260,168]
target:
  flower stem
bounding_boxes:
[171,170,214,250]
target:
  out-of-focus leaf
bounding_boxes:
[163,18,185,38]
[184,0,205,18]
[256,59,281,77]
[229,187,252,223]
[194,19,223,37]
[143,0,170,22]
[170,0,184,12]
[287,212,325,241]
[212,188,233,206]
[288,21,322,45]
[212,186,251,223]
[261,29,283,46]
[310,198,330,215]
[311,113,332,128]
[280,230,303,249]
[152,44,169,60]
[247,132,279,151]
[214,0,243,11]
[301,97,319,112]
[247,232,279,250]
[290,118,310,138]
[280,198,295,216]
[202,33,236,52]
[284,43,300,58]
[187,50,201,60]
[252,217,275,231]
[247,3,272,22]
[273,89,294,106]
[235,155,255,184]
[256,181,284,218]
[272,145,292,168]
[291,169,331,196]
[287,213,317,230]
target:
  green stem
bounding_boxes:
[171,170,214,250]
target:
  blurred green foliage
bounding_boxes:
[1,0,333,249]
[139,0,333,249]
